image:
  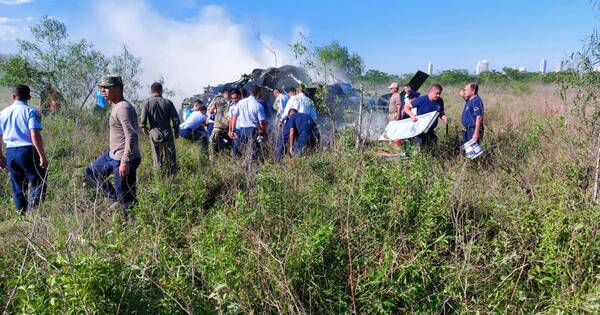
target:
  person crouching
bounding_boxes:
[179,100,209,145]
[287,108,319,157]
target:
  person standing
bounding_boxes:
[0,85,48,215]
[84,76,141,210]
[461,82,484,143]
[207,90,232,160]
[230,85,267,166]
[403,84,449,146]
[388,82,402,121]
[140,82,180,176]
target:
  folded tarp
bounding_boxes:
[379,111,440,141]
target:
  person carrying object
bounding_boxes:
[403,83,449,146]
[461,82,484,144]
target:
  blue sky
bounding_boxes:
[0,0,598,75]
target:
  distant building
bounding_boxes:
[518,67,527,73]
[427,62,433,75]
[555,61,564,72]
[540,59,547,74]
[476,60,489,75]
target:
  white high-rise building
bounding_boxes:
[555,61,563,72]
[476,60,489,75]
[540,59,547,74]
[427,62,433,75]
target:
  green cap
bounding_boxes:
[297,82,306,89]
[99,75,123,87]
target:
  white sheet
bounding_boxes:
[378,111,440,141]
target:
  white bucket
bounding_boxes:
[463,139,483,159]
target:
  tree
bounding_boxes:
[315,41,364,81]
[0,16,142,111]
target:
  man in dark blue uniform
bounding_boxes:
[461,82,484,144]
[287,109,319,157]
[403,83,449,146]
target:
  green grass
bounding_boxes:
[0,83,598,314]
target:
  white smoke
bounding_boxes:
[89,0,290,105]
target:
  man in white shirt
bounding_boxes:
[179,100,208,143]
[282,83,317,123]
[230,85,267,166]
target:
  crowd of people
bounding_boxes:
[0,75,483,216]
[0,76,321,215]
[386,81,484,148]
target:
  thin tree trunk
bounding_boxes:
[356,88,364,149]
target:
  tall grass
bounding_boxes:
[0,83,598,314]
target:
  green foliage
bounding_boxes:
[0,16,142,109]
[315,41,365,80]
[1,98,598,313]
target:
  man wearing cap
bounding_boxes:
[403,83,449,146]
[461,82,484,144]
[207,89,233,160]
[230,85,267,166]
[84,76,142,210]
[388,82,402,121]
[0,85,48,215]
[140,82,180,176]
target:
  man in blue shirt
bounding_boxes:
[403,83,449,146]
[461,82,484,144]
[230,85,267,166]
[0,85,49,215]
[287,108,319,157]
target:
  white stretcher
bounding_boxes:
[378,111,440,141]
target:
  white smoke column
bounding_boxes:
[91,0,279,105]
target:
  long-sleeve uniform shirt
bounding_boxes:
[110,100,141,164]
[140,95,180,135]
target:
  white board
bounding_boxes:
[378,111,440,141]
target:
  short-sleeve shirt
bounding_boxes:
[411,95,445,129]
[287,112,317,137]
[0,101,43,148]
[461,95,484,128]
[288,93,317,122]
[232,95,266,129]
[388,93,401,113]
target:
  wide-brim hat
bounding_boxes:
[388,82,399,89]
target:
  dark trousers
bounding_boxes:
[293,129,319,157]
[416,129,438,146]
[235,127,259,161]
[6,146,47,212]
[84,151,141,207]
[462,126,484,144]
